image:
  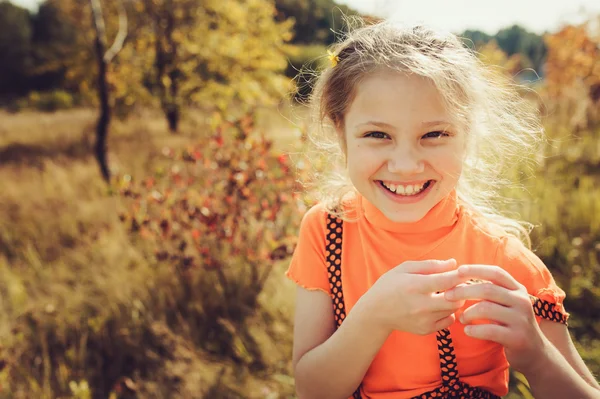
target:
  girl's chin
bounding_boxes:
[381,208,429,224]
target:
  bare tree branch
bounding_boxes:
[89,0,107,47]
[104,0,128,63]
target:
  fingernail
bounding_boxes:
[445,290,455,300]
[464,325,472,335]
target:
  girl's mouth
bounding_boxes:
[379,180,433,196]
[376,179,436,204]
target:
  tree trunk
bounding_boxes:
[166,106,179,132]
[94,36,111,182]
[89,0,126,182]
[154,1,180,134]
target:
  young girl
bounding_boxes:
[286,22,600,399]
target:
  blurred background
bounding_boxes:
[0,0,599,398]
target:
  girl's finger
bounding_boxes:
[400,259,457,274]
[430,308,461,321]
[433,313,456,331]
[445,282,518,307]
[460,300,515,326]
[430,292,466,312]
[420,269,470,293]
[463,323,512,346]
[457,265,520,290]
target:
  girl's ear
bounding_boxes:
[335,123,345,141]
[334,122,346,148]
[334,117,345,139]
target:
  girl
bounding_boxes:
[286,21,600,399]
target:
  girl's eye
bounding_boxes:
[422,131,449,139]
[365,131,390,139]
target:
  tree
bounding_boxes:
[545,23,600,97]
[274,0,360,44]
[544,20,600,129]
[136,0,295,132]
[495,25,546,72]
[8,0,295,134]
[460,25,547,76]
[477,40,523,76]
[28,1,80,92]
[0,1,32,97]
[460,29,492,48]
[89,0,127,181]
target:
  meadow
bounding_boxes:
[1,93,599,398]
[0,107,305,398]
[0,2,599,396]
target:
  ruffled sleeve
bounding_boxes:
[285,203,332,297]
[498,235,569,324]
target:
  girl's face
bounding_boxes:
[343,70,466,223]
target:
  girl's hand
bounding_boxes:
[444,264,547,373]
[363,259,467,336]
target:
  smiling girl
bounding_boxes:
[286,22,600,399]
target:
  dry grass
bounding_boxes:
[2,104,599,398]
[0,107,302,399]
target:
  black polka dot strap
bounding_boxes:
[324,212,566,399]
[325,213,346,328]
[325,213,362,398]
[531,296,569,325]
[467,280,569,325]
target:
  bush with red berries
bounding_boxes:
[118,114,305,363]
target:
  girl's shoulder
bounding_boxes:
[457,203,512,243]
[302,193,361,225]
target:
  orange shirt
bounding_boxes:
[286,190,568,398]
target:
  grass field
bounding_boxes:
[1,102,599,398]
[0,107,303,398]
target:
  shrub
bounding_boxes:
[27,90,75,112]
[118,113,305,363]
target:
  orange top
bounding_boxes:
[286,190,568,398]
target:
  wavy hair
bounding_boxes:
[301,19,545,246]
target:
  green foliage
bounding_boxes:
[496,25,547,71]
[285,44,328,101]
[460,29,492,47]
[0,0,82,99]
[0,1,32,96]
[21,90,76,112]
[274,0,360,44]
[0,0,297,127]
[461,25,546,78]
[503,119,600,395]
[29,1,81,92]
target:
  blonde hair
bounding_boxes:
[303,19,544,246]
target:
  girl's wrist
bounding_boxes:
[516,336,553,376]
[353,290,394,336]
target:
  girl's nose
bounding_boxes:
[387,145,425,175]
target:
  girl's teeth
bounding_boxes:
[382,181,429,195]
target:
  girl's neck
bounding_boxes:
[358,190,460,234]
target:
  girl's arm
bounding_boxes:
[523,320,600,398]
[292,287,390,399]
[445,265,600,399]
[292,259,467,399]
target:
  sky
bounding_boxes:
[337,0,600,35]
[9,0,600,35]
